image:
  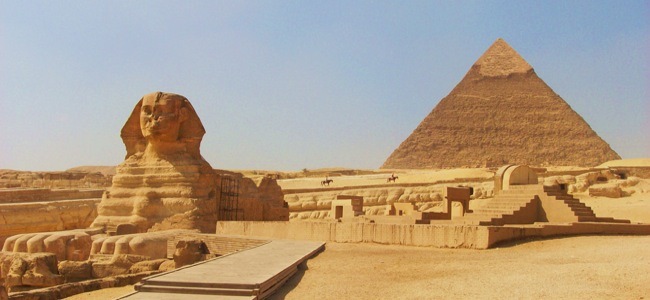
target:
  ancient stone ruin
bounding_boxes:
[0,92,290,297]
[382,38,620,169]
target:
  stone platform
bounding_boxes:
[216,221,650,249]
[118,239,325,300]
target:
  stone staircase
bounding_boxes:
[541,186,597,222]
[456,186,539,225]
[456,185,630,226]
[540,185,629,223]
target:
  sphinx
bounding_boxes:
[0,92,289,274]
[90,92,218,233]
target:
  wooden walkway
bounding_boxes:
[118,239,325,300]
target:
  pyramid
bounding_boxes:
[381,38,620,169]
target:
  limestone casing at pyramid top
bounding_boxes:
[474,38,533,77]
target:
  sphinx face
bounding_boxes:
[140,93,187,143]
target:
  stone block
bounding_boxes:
[58,260,93,282]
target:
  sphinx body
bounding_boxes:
[91,92,218,233]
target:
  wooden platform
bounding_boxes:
[118,239,325,300]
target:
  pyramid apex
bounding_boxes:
[474,38,533,77]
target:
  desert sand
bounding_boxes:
[272,235,650,299]
[64,161,650,299]
[72,235,650,299]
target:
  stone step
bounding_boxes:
[566,203,588,209]
[570,206,593,212]
[136,284,255,296]
[490,199,533,205]
[594,217,631,224]
[479,203,527,210]
[461,213,503,219]
[451,219,489,225]
[551,196,576,200]
[492,196,536,201]
[506,185,543,191]
[578,216,598,222]
[472,209,516,215]
[497,192,538,197]
[573,210,596,217]
[494,194,536,198]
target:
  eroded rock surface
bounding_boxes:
[0,252,64,292]
[173,239,209,268]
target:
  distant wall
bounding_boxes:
[217,173,289,222]
[0,199,100,247]
[0,171,112,189]
[217,221,492,249]
[0,188,104,204]
[609,167,650,179]
[283,182,495,220]
[217,221,650,249]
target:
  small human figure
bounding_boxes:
[321,176,333,186]
[387,173,398,183]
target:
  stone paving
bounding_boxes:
[118,239,325,300]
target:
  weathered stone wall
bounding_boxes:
[0,199,99,247]
[542,170,646,198]
[284,182,494,220]
[0,170,111,189]
[216,221,650,249]
[220,173,289,222]
[611,167,650,179]
[217,221,490,249]
[0,189,104,204]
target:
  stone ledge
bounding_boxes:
[216,221,650,249]
[7,270,160,300]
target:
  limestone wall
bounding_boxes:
[0,170,112,189]
[284,182,494,220]
[217,221,492,249]
[216,221,650,249]
[237,176,289,221]
[0,188,104,204]
[543,170,647,198]
[0,199,100,246]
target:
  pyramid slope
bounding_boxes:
[382,39,620,169]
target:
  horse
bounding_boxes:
[321,177,333,186]
[387,173,398,183]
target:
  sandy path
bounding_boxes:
[64,284,135,299]
[271,236,650,299]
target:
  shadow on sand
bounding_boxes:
[267,247,325,299]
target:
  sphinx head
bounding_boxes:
[140,92,188,142]
[121,92,206,159]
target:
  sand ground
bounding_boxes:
[272,236,650,299]
[76,235,650,300]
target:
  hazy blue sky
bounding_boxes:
[1,1,648,171]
